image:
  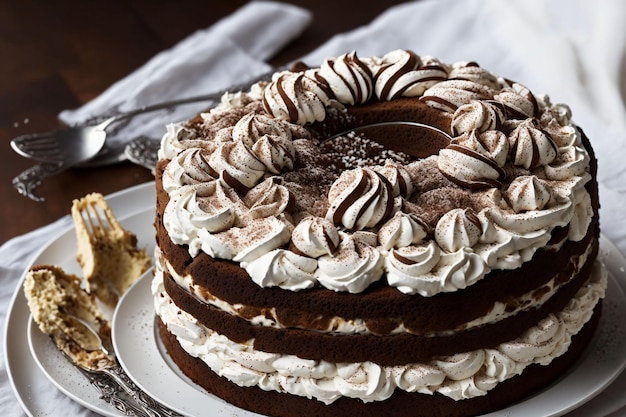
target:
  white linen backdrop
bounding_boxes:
[2,0,626,416]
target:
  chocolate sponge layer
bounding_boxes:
[161,241,596,365]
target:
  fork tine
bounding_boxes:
[18,141,58,151]
[92,198,122,232]
[100,202,121,232]
[14,136,58,147]
[12,131,58,141]
[82,202,103,240]
[17,141,62,155]
[83,203,97,238]
[11,123,108,165]
[88,201,107,238]
[73,199,96,240]
[11,134,65,161]
[77,197,123,242]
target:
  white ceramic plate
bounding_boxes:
[3,182,156,417]
[114,236,626,417]
[5,178,626,416]
[113,272,262,417]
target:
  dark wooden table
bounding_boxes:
[0,0,407,245]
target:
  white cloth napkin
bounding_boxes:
[3,0,626,416]
[58,0,311,149]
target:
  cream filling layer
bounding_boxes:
[153,260,606,404]
[157,242,593,336]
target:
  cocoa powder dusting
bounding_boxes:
[405,157,454,193]
[406,188,477,229]
[187,101,265,141]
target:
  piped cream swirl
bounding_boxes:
[508,118,558,169]
[162,148,216,192]
[448,62,500,90]
[372,50,447,100]
[317,233,384,293]
[291,216,340,258]
[451,100,506,135]
[159,123,202,160]
[326,167,397,231]
[545,145,590,180]
[378,211,429,251]
[451,130,509,167]
[319,51,374,105]
[262,71,330,125]
[242,177,293,220]
[420,80,496,112]
[494,82,540,119]
[243,249,317,291]
[163,182,238,256]
[209,141,266,192]
[506,176,552,212]
[437,144,505,189]
[435,208,482,253]
[372,161,413,198]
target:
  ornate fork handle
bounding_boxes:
[12,162,67,202]
[124,135,161,173]
[89,372,149,416]
[103,364,183,417]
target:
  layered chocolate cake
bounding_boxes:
[153,49,606,416]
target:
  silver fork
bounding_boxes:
[12,67,279,201]
[88,372,152,416]
[11,121,109,165]
[124,136,161,173]
[11,67,278,164]
[53,315,182,417]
